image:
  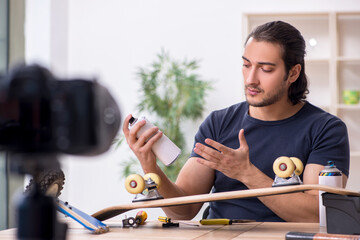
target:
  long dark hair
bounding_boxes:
[245,21,309,105]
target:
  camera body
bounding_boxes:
[0,64,120,155]
[0,64,121,239]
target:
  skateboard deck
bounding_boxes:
[92,184,360,221]
[57,199,109,234]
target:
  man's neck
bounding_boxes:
[248,100,305,121]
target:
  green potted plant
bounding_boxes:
[119,49,212,181]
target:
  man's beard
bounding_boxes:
[245,80,288,107]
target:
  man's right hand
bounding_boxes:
[123,114,215,220]
[122,114,163,173]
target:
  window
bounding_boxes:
[0,0,8,74]
[0,0,9,230]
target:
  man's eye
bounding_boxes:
[243,64,250,68]
[261,68,272,73]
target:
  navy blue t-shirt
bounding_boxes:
[190,101,350,222]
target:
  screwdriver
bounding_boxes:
[135,211,147,225]
[200,219,255,225]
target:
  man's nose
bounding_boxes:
[245,68,259,85]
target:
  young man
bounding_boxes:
[123,21,350,222]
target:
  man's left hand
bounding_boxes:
[194,129,253,181]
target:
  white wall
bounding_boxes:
[24,0,360,221]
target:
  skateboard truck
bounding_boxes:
[125,173,164,202]
[273,173,302,187]
[272,156,304,187]
[133,177,163,202]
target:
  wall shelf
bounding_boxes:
[337,104,360,110]
[351,152,360,158]
[337,57,360,62]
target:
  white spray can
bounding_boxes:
[128,116,181,166]
[318,161,342,227]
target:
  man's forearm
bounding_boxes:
[147,165,203,220]
[240,164,318,222]
[259,191,318,222]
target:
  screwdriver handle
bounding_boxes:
[200,219,232,225]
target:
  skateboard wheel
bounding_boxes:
[290,157,304,176]
[143,173,161,188]
[125,174,145,194]
[273,156,295,178]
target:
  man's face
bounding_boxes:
[242,38,290,107]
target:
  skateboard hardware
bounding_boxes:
[122,216,137,228]
[163,222,179,228]
[122,211,148,228]
[158,216,179,228]
[272,156,304,187]
[125,173,164,202]
[159,216,199,227]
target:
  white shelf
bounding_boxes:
[305,58,329,63]
[351,152,360,158]
[337,57,360,63]
[337,104,360,110]
[337,14,360,59]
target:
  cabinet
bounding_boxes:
[243,12,360,189]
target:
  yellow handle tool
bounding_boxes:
[135,211,148,225]
[200,219,255,225]
[158,216,171,223]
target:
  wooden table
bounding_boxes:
[0,218,325,240]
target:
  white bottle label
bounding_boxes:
[129,116,181,166]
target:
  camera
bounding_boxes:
[0,64,121,239]
[0,64,121,155]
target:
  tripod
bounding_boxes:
[10,153,67,240]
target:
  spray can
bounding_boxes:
[318,161,342,227]
[128,116,181,166]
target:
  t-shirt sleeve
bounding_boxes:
[307,117,350,177]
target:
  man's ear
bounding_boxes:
[288,64,301,84]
